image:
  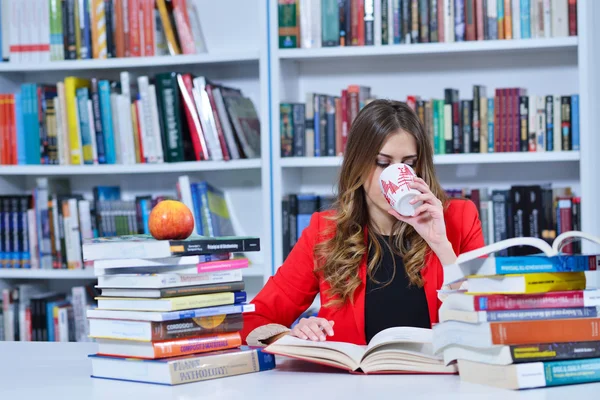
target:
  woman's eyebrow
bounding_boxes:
[377,152,393,158]
[402,154,418,160]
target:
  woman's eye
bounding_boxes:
[376,161,389,168]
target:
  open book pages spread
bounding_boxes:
[442,231,600,285]
[264,327,457,374]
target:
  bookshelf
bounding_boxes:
[268,0,600,274]
[0,0,272,302]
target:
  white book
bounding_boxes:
[50,197,61,268]
[300,0,321,48]
[148,84,165,163]
[96,269,243,289]
[1,0,10,60]
[54,98,64,165]
[444,0,455,42]
[528,95,537,151]
[443,104,452,145]
[40,0,51,62]
[63,198,82,270]
[93,254,230,269]
[137,76,159,163]
[57,82,70,165]
[27,209,40,269]
[9,0,22,62]
[536,96,546,151]
[120,71,131,97]
[212,87,240,159]
[153,9,168,56]
[553,95,561,151]
[86,99,99,164]
[176,175,198,235]
[387,0,394,44]
[512,0,521,39]
[543,0,552,38]
[192,77,223,161]
[57,306,70,342]
[551,0,568,37]
[373,0,382,46]
[187,0,208,52]
[71,286,91,342]
[530,0,538,37]
[117,94,136,164]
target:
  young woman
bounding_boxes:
[242,99,484,346]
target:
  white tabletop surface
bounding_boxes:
[1,342,599,400]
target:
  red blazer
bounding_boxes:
[242,198,484,345]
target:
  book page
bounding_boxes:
[364,327,433,355]
[553,231,600,254]
[456,236,555,264]
[267,335,366,367]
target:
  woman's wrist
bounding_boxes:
[429,238,457,266]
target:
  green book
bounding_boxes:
[155,72,185,162]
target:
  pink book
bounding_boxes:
[196,258,249,273]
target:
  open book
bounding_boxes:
[263,327,457,374]
[442,231,600,285]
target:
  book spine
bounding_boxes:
[490,318,600,345]
[494,255,599,274]
[542,358,600,387]
[486,307,598,322]
[474,290,595,311]
[159,281,244,298]
[151,313,243,341]
[195,258,249,273]
[510,341,600,364]
[169,348,276,385]
[150,332,242,358]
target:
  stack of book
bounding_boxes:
[433,231,600,390]
[82,234,276,385]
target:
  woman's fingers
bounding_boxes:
[300,324,322,341]
[318,319,335,336]
[291,318,335,341]
[409,192,440,206]
[409,178,433,195]
[290,326,308,340]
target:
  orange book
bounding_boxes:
[142,0,154,56]
[490,318,600,345]
[98,332,242,359]
[90,0,108,59]
[503,0,512,39]
[114,0,125,58]
[128,0,141,56]
[131,103,142,163]
[7,95,16,164]
[0,95,6,164]
[133,100,145,163]
[172,0,195,54]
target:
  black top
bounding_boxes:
[364,234,431,343]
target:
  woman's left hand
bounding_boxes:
[387,177,457,265]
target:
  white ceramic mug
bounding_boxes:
[378,163,423,216]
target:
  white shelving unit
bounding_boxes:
[267,0,600,271]
[0,0,271,301]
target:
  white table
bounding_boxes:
[1,342,599,400]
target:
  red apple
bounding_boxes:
[149,200,195,240]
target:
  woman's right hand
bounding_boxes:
[290,317,335,341]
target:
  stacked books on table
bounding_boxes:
[82,234,276,385]
[433,231,600,390]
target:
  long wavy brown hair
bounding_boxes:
[314,99,448,308]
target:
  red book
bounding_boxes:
[172,0,196,54]
[142,0,154,56]
[128,0,141,56]
[475,0,484,40]
[8,95,16,164]
[177,74,209,161]
[568,0,578,36]
[437,0,445,42]
[465,0,476,41]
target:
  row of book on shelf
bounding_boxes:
[282,184,580,258]
[280,84,579,158]
[0,71,260,166]
[278,0,578,49]
[1,0,209,63]
[0,174,234,270]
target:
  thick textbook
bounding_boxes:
[444,230,600,284]
[90,347,276,385]
[82,234,260,261]
[95,291,246,312]
[86,303,255,322]
[457,358,600,389]
[264,327,457,374]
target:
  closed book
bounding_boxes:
[439,306,598,324]
[433,317,600,352]
[87,303,255,322]
[93,253,231,269]
[457,357,600,389]
[82,234,260,261]
[89,313,243,341]
[96,291,246,312]
[89,346,276,385]
[96,331,242,359]
[99,281,245,299]
[96,269,243,289]
[97,258,250,276]
[466,272,586,294]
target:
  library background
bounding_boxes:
[0,0,599,391]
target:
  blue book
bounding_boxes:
[520,0,531,39]
[98,80,116,163]
[22,84,40,164]
[313,94,320,156]
[571,94,579,150]
[15,91,26,165]
[296,194,319,240]
[487,98,494,152]
[194,181,234,237]
[89,347,276,385]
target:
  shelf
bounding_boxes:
[277,37,578,61]
[0,159,262,176]
[279,151,580,168]
[0,265,264,279]
[0,51,260,72]
[0,269,96,279]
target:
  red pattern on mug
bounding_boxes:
[396,165,415,190]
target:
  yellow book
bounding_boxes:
[131,103,141,163]
[95,292,239,312]
[64,77,90,165]
[466,272,586,295]
[156,0,181,55]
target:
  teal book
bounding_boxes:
[15,91,26,165]
[98,80,116,164]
